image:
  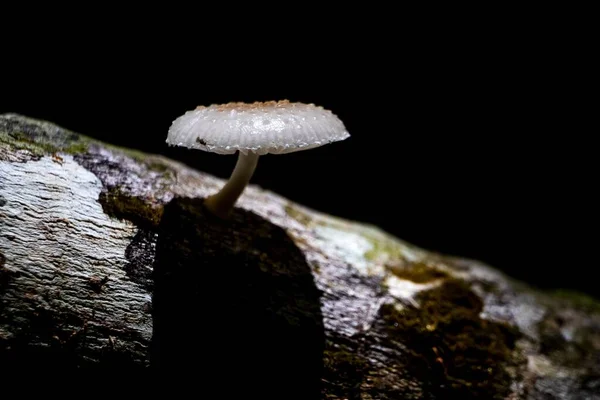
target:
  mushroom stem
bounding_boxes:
[204,151,259,218]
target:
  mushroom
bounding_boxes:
[166,100,350,218]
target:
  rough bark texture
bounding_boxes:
[1,114,599,399]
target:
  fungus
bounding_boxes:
[166,100,350,218]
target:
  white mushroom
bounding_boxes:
[166,100,350,218]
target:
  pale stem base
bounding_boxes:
[204,151,259,219]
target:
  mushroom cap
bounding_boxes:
[166,100,350,155]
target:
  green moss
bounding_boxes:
[0,128,89,157]
[364,237,399,261]
[1,115,178,181]
[65,141,89,154]
[0,131,51,156]
[145,159,172,173]
[285,205,314,226]
[361,230,428,265]
[98,189,163,228]
[386,261,449,283]
[0,116,170,171]
[535,290,600,374]
[381,279,521,400]
[101,142,148,163]
[547,289,600,314]
[537,311,600,375]
[100,141,176,178]
[284,204,424,267]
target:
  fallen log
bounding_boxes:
[1,114,598,399]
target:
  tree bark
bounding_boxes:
[1,114,599,399]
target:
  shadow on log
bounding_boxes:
[151,197,325,399]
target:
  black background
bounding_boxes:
[1,6,596,298]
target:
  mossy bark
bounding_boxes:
[1,114,599,399]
